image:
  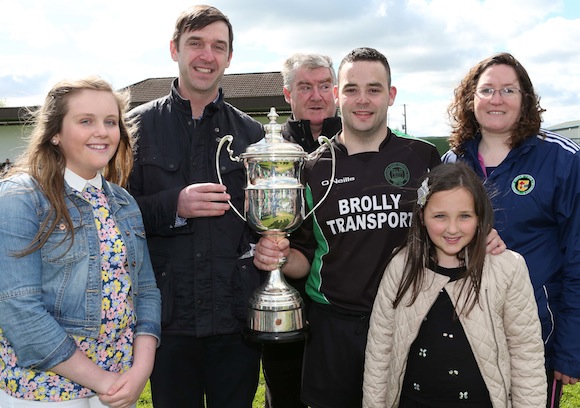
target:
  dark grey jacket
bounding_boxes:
[282,116,342,153]
[128,79,264,337]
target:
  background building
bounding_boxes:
[547,120,580,144]
[1,73,578,162]
[0,72,290,163]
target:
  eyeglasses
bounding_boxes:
[475,87,522,99]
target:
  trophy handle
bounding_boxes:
[216,135,246,222]
[304,135,336,220]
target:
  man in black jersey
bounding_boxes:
[262,52,342,408]
[255,46,438,408]
[255,47,504,408]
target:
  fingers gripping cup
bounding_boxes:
[216,107,335,342]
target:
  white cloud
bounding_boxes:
[0,0,577,135]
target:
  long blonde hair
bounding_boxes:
[5,76,135,256]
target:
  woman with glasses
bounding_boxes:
[442,52,580,408]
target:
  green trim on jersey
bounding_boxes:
[304,185,331,304]
[391,129,436,147]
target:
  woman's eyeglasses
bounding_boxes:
[475,87,522,99]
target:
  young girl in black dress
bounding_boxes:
[363,162,546,407]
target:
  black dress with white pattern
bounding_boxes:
[399,263,492,408]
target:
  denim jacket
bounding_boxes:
[0,174,161,370]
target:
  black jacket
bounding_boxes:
[128,79,264,337]
[282,116,342,153]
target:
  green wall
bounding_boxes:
[422,136,450,156]
[0,125,29,162]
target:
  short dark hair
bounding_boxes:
[172,5,233,54]
[338,47,392,88]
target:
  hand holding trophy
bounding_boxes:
[216,107,335,342]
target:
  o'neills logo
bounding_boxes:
[511,174,535,195]
[321,176,355,186]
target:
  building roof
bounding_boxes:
[0,106,33,125]
[546,120,580,130]
[0,71,290,125]
[124,71,290,115]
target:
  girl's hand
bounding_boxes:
[98,368,149,408]
[99,335,156,408]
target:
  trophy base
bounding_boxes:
[242,323,309,343]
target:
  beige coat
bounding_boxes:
[363,249,546,408]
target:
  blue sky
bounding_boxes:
[1,0,578,136]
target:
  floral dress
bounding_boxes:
[0,186,135,401]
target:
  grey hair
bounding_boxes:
[281,53,336,90]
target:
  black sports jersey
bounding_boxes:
[291,129,440,312]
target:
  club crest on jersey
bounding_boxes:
[511,174,535,195]
[384,162,410,187]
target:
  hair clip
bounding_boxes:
[49,87,71,99]
[417,178,429,208]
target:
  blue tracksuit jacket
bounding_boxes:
[442,130,580,377]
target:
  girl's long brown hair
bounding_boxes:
[4,76,135,256]
[393,162,493,316]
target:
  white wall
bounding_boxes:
[547,124,580,145]
[0,125,29,162]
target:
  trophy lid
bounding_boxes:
[241,107,306,159]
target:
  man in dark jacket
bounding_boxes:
[128,5,264,408]
[262,53,342,408]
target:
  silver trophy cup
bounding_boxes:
[216,107,335,342]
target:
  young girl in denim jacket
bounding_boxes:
[0,77,161,408]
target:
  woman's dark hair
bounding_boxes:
[448,52,545,152]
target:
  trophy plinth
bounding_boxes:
[243,265,309,343]
[217,107,334,342]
